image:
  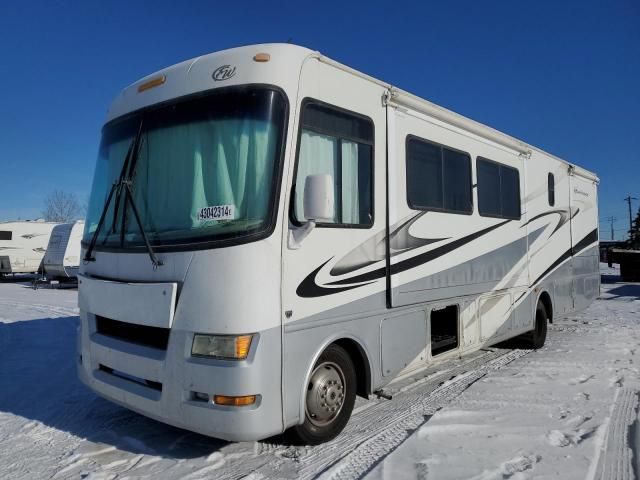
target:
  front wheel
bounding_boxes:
[287,344,356,445]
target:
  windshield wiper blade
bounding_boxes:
[84,119,163,269]
[84,122,142,263]
[109,120,144,239]
[121,180,163,268]
[83,181,119,263]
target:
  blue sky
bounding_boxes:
[0,0,638,239]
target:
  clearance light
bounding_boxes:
[253,53,271,62]
[213,395,256,407]
[191,334,253,360]
[137,75,166,92]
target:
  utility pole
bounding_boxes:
[605,216,617,240]
[624,196,637,240]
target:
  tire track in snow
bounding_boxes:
[218,348,529,480]
[314,349,529,480]
[594,388,639,480]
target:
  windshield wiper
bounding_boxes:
[84,121,163,268]
[120,179,163,268]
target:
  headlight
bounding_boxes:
[191,334,253,360]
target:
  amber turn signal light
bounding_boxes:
[253,53,271,62]
[137,75,166,92]
[213,395,257,407]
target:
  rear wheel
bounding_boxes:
[527,302,548,349]
[287,344,356,445]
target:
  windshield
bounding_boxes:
[84,86,287,248]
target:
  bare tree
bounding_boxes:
[43,190,83,222]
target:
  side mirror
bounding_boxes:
[303,174,334,222]
[288,174,335,250]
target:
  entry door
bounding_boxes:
[282,59,388,327]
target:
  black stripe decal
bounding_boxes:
[327,220,511,286]
[296,258,377,298]
[531,228,598,287]
[520,208,573,236]
[297,220,511,297]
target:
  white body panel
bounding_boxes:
[0,221,59,274]
[43,221,84,278]
[78,274,177,328]
[77,43,599,442]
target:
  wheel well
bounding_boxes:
[334,338,371,398]
[538,291,553,324]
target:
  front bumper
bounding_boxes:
[77,311,283,442]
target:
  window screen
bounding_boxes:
[406,137,472,214]
[0,231,12,241]
[477,157,521,220]
[548,173,555,206]
[293,101,373,227]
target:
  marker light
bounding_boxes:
[253,53,271,62]
[191,334,253,360]
[137,75,166,92]
[213,395,257,407]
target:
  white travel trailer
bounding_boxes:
[77,44,599,444]
[43,221,84,279]
[0,220,59,275]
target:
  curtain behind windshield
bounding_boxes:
[131,118,276,235]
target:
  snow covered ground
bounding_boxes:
[0,265,638,480]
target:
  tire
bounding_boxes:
[287,344,357,445]
[527,302,548,349]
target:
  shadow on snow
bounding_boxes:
[0,315,232,459]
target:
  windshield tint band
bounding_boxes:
[83,85,289,253]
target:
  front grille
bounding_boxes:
[95,316,170,350]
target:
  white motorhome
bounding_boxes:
[43,221,84,279]
[78,44,599,444]
[0,220,59,275]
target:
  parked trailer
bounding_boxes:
[610,248,640,281]
[78,44,600,444]
[43,221,84,279]
[0,220,59,275]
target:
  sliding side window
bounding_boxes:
[477,157,521,220]
[0,231,12,240]
[406,136,472,214]
[292,100,374,227]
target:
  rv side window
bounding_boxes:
[477,157,521,220]
[0,231,12,240]
[548,173,555,206]
[292,100,374,227]
[406,137,472,214]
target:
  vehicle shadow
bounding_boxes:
[0,316,233,460]
[0,273,37,283]
[601,283,640,300]
[601,273,621,284]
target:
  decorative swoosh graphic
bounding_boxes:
[329,212,447,276]
[531,228,598,287]
[296,258,378,298]
[297,219,511,298]
[520,207,578,236]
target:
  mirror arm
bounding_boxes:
[288,220,317,250]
